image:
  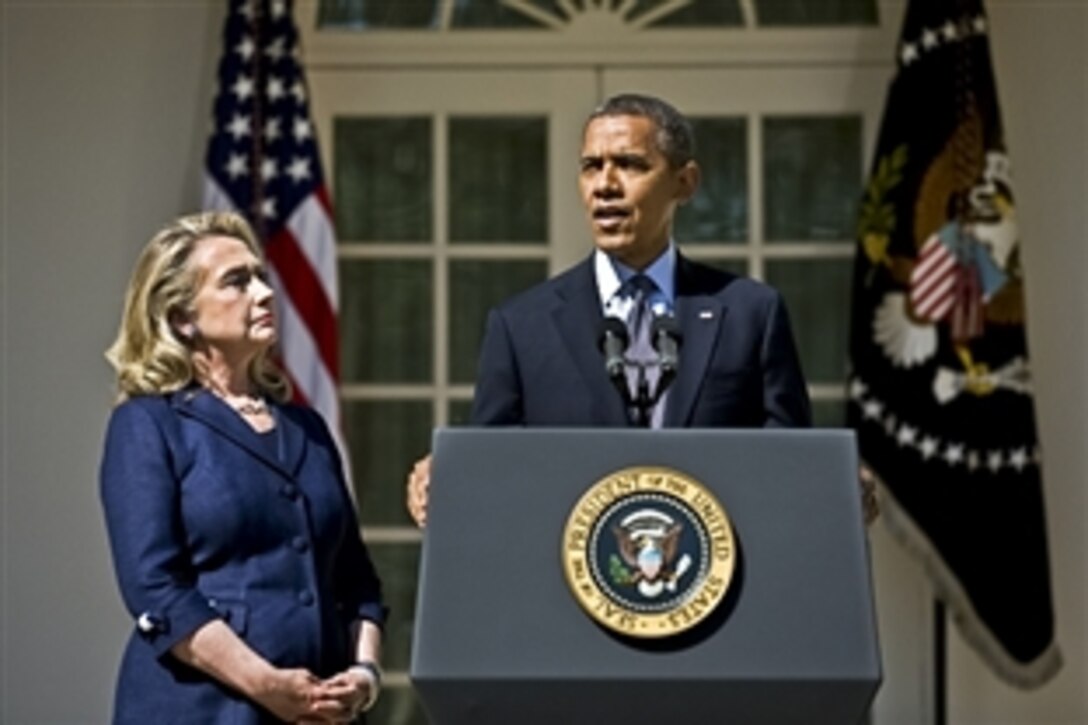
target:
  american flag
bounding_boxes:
[203,0,342,436]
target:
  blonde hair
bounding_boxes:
[106,211,290,403]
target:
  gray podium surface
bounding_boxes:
[410,429,881,725]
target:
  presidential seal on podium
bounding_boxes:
[561,466,735,638]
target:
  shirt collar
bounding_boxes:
[594,243,676,311]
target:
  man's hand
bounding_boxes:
[406,454,432,528]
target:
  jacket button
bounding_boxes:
[298,590,314,607]
[291,536,309,553]
[280,483,299,500]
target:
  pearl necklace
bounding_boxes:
[207,387,268,416]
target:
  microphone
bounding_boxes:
[597,316,630,380]
[651,315,682,375]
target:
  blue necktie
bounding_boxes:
[624,275,666,428]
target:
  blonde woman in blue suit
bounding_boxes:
[101,212,384,724]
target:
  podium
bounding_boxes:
[410,429,881,724]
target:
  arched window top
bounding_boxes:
[316,0,879,32]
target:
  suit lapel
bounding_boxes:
[551,258,629,425]
[665,257,725,427]
[171,388,305,480]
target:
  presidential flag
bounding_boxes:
[848,0,1061,687]
[203,0,342,436]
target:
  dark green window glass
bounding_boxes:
[344,401,433,527]
[340,260,433,383]
[698,258,749,277]
[755,0,878,26]
[448,399,474,426]
[363,544,421,671]
[318,0,438,28]
[812,400,848,428]
[765,258,852,383]
[633,0,743,27]
[449,117,548,243]
[335,118,432,242]
[763,116,862,241]
[449,260,548,383]
[675,117,747,243]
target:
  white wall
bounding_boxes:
[2,2,220,721]
[945,2,1088,723]
[1,2,1085,723]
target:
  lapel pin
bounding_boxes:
[699,310,714,320]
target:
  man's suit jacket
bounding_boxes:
[471,253,811,428]
[100,389,385,724]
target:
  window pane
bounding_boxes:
[635,0,743,27]
[364,544,421,673]
[449,117,548,243]
[449,260,549,383]
[448,399,474,425]
[366,681,430,725]
[344,400,432,527]
[340,260,433,383]
[335,117,432,242]
[675,117,747,243]
[763,116,862,241]
[765,259,852,383]
[812,400,848,428]
[698,258,749,277]
[452,3,544,28]
[755,0,878,26]
[318,0,439,29]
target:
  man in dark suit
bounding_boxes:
[407,93,811,525]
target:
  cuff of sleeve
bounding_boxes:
[138,593,219,659]
[354,603,389,629]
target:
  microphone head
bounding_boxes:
[598,316,630,351]
[650,314,682,351]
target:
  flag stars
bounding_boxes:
[225,153,249,180]
[853,378,1038,473]
[883,414,898,436]
[900,42,919,66]
[264,118,281,143]
[941,20,958,41]
[966,451,981,472]
[287,156,312,183]
[944,444,965,466]
[972,15,987,33]
[232,73,255,102]
[264,37,286,62]
[235,35,255,61]
[227,113,251,141]
[290,80,307,104]
[238,0,255,20]
[260,158,278,182]
[1009,448,1029,471]
[293,117,313,142]
[267,75,286,101]
[260,197,277,220]
[271,0,288,19]
[862,399,884,421]
[921,29,939,50]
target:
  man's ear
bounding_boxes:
[675,160,701,205]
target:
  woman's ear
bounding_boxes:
[168,309,196,342]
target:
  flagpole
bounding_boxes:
[934,600,946,725]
